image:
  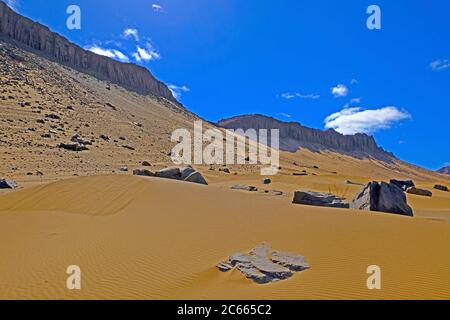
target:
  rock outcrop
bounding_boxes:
[217,114,395,161]
[0,2,176,102]
[350,182,414,217]
[217,243,310,284]
[292,191,349,208]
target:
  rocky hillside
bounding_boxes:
[0,1,175,102]
[438,166,450,175]
[218,114,395,161]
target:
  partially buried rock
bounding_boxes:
[262,178,272,185]
[58,143,88,152]
[350,181,413,217]
[133,169,155,177]
[231,184,258,192]
[292,191,349,208]
[141,161,151,167]
[0,179,17,189]
[217,243,309,284]
[406,187,432,197]
[390,179,415,191]
[184,172,208,185]
[156,167,181,180]
[434,184,449,192]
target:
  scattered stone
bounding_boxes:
[292,191,349,208]
[293,172,308,176]
[105,102,117,110]
[350,182,413,217]
[71,134,92,145]
[390,179,415,191]
[58,143,88,152]
[45,113,61,120]
[0,179,17,189]
[346,180,364,186]
[231,184,258,192]
[406,187,432,197]
[219,167,231,174]
[133,169,155,177]
[142,161,151,167]
[122,145,135,151]
[99,134,109,141]
[434,185,449,192]
[118,167,129,172]
[217,243,309,284]
[262,178,272,185]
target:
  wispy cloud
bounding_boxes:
[280,92,320,100]
[152,4,163,12]
[350,78,358,85]
[122,28,140,42]
[85,45,129,62]
[324,106,411,135]
[133,43,161,62]
[168,84,190,100]
[331,84,349,98]
[429,59,450,71]
[276,112,292,119]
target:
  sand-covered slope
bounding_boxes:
[0,175,450,300]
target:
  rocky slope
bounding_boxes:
[218,114,395,161]
[437,166,450,175]
[0,1,176,102]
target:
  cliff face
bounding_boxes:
[0,1,176,102]
[218,114,395,161]
[437,166,450,175]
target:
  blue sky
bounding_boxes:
[6,0,450,170]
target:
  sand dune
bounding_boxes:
[1,174,450,300]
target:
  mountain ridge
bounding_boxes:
[0,1,176,102]
[217,114,395,161]
[437,166,450,175]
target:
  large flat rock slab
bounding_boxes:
[217,243,310,284]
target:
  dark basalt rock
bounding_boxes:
[350,181,414,217]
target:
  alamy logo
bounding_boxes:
[66,5,81,30]
[366,265,381,290]
[366,5,381,30]
[171,121,280,175]
[66,265,81,290]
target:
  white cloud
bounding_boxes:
[168,84,190,100]
[123,28,140,42]
[429,59,450,71]
[152,4,163,12]
[276,113,292,118]
[331,84,349,98]
[324,106,411,135]
[350,79,358,85]
[280,92,320,100]
[133,43,161,62]
[85,45,129,62]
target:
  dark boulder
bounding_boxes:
[350,182,413,217]
[434,185,449,192]
[406,187,432,197]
